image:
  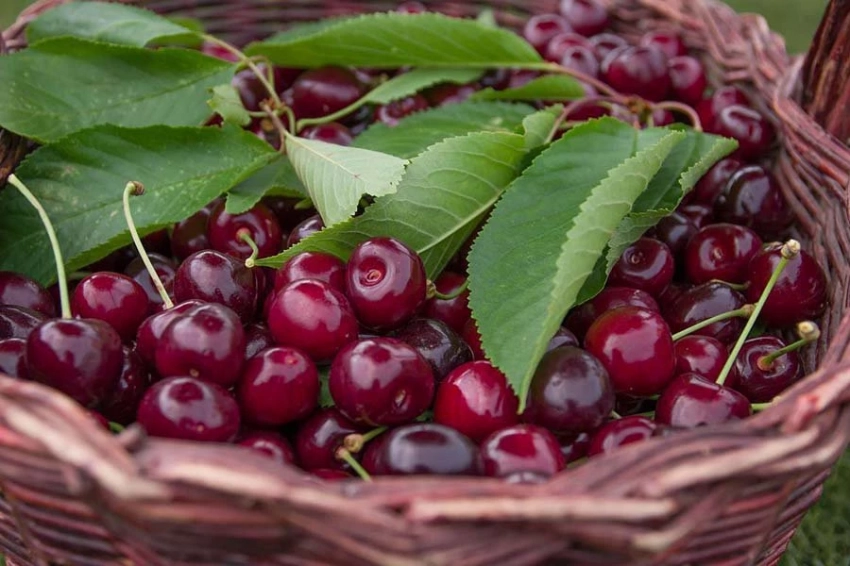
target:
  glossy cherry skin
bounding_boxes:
[558,431,591,463]
[170,201,217,261]
[544,32,591,62]
[480,424,565,478]
[155,303,246,387]
[237,346,319,426]
[267,279,358,362]
[746,244,827,327]
[696,86,750,132]
[262,196,316,232]
[290,66,365,119]
[461,319,486,360]
[640,30,686,58]
[0,306,47,340]
[649,212,698,259]
[560,46,600,78]
[238,430,295,465]
[286,214,325,248]
[375,94,430,127]
[99,347,151,425]
[677,202,715,229]
[655,373,751,427]
[231,64,289,112]
[0,271,55,317]
[664,282,747,343]
[684,223,763,285]
[135,300,203,369]
[725,336,801,403]
[422,271,471,333]
[565,286,659,341]
[433,361,519,442]
[584,307,676,397]
[691,158,743,206]
[712,105,775,161]
[602,46,670,102]
[124,253,177,310]
[369,423,481,476]
[173,250,258,324]
[391,318,472,382]
[523,14,574,53]
[71,272,150,342]
[547,326,580,351]
[294,408,366,470]
[667,55,707,106]
[301,122,354,146]
[423,83,477,107]
[26,319,123,407]
[136,376,240,442]
[588,416,657,457]
[525,346,614,434]
[273,251,346,294]
[0,338,27,378]
[244,323,274,359]
[329,337,434,425]
[716,166,792,238]
[207,201,283,261]
[588,32,627,60]
[674,335,728,382]
[608,238,675,297]
[560,0,610,36]
[346,237,427,331]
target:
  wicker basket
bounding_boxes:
[1,0,849,564]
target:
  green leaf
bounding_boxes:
[208,84,251,127]
[225,156,306,214]
[27,1,197,47]
[246,13,542,69]
[521,105,563,150]
[0,38,235,143]
[354,101,535,158]
[284,134,408,227]
[467,118,687,407]
[470,75,585,102]
[364,68,484,105]
[0,126,276,284]
[318,366,334,408]
[257,130,529,277]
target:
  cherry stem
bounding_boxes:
[202,34,283,110]
[237,229,260,268]
[671,305,755,341]
[653,101,703,131]
[335,448,372,481]
[757,321,820,369]
[709,279,749,291]
[7,174,71,319]
[716,240,800,386]
[108,421,125,434]
[343,426,388,454]
[261,102,294,152]
[610,410,623,419]
[429,278,469,301]
[751,402,772,412]
[122,182,175,310]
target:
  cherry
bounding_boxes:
[565,286,659,342]
[201,41,239,62]
[432,360,519,442]
[677,202,715,229]
[696,86,750,132]
[587,416,657,457]
[547,326,580,351]
[460,319,486,360]
[262,197,315,232]
[311,468,352,480]
[170,200,217,261]
[674,335,728,382]
[391,318,472,381]
[639,31,686,59]
[135,300,203,368]
[124,253,177,310]
[294,408,366,470]
[155,303,246,387]
[560,0,610,36]
[602,46,670,102]
[396,1,427,13]
[655,372,751,427]
[422,271,471,333]
[290,66,365,119]
[715,166,792,237]
[231,65,281,112]
[267,279,358,361]
[523,14,573,54]
[667,55,707,106]
[173,249,258,324]
[329,337,434,425]
[588,33,627,60]
[480,424,565,478]
[0,271,55,316]
[26,318,123,407]
[659,282,691,307]
[238,430,295,465]
[691,158,743,206]
[346,237,427,331]
[0,306,47,340]
[369,423,481,476]
[207,201,283,261]
[664,282,747,343]
[71,272,150,342]
[544,32,591,63]
[649,212,698,258]
[244,323,274,359]
[684,223,762,285]
[746,244,827,327]
[525,346,614,433]
[136,376,240,442]
[0,338,27,378]
[237,346,319,426]
[585,307,676,397]
[648,108,675,127]
[375,94,429,126]
[273,251,346,294]
[560,46,600,77]
[423,83,477,106]
[479,69,513,91]
[725,336,801,403]
[711,105,775,161]
[300,122,354,146]
[286,214,325,247]
[608,238,674,297]
[99,347,151,425]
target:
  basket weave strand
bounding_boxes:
[0,1,849,565]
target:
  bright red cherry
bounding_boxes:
[684,223,762,285]
[560,0,610,36]
[273,251,346,294]
[0,271,55,317]
[608,238,675,297]
[290,67,365,119]
[134,300,203,368]
[71,272,150,342]
[207,201,283,260]
[655,373,751,428]
[237,346,319,426]
[725,336,801,403]
[565,286,659,341]
[480,424,565,478]
[674,335,728,382]
[294,408,366,471]
[602,46,670,102]
[588,415,656,457]
[238,430,295,465]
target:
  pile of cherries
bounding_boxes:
[0,0,829,482]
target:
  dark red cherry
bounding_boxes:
[329,337,434,425]
[422,83,478,106]
[0,271,55,317]
[346,237,427,331]
[608,238,674,297]
[677,202,715,229]
[369,423,481,476]
[602,46,670,102]
[655,373,751,427]
[71,272,150,342]
[674,335,728,382]
[99,347,151,425]
[725,336,801,403]
[391,318,472,381]
[560,0,609,36]
[587,415,656,457]
[231,64,286,112]
[266,279,358,361]
[664,282,747,343]
[547,326,580,351]
[433,360,519,442]
[560,46,600,77]
[639,31,686,59]
[244,323,274,359]
[684,223,762,285]
[584,307,676,397]
[173,249,258,324]
[558,431,590,463]
[286,214,325,247]
[262,197,315,232]
[565,286,659,341]
[0,338,27,378]
[135,300,203,369]
[696,86,750,132]
[544,32,591,63]
[273,251,346,294]
[396,1,427,13]
[0,305,47,340]
[155,303,246,387]
[300,122,354,146]
[26,319,123,407]
[238,430,295,465]
[422,271,471,333]
[201,41,239,62]
[716,166,792,238]
[461,319,486,360]
[691,158,743,206]
[648,108,674,127]
[481,424,565,478]
[588,32,627,60]
[207,201,283,261]
[136,376,240,442]
[525,346,614,434]
[294,408,366,470]
[649,212,698,258]
[124,253,177,310]
[170,200,218,261]
[523,14,573,54]
[290,66,366,119]
[375,94,429,126]
[667,55,707,106]
[746,244,827,327]
[237,346,319,426]
[711,105,775,161]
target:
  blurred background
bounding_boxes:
[0,0,845,565]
